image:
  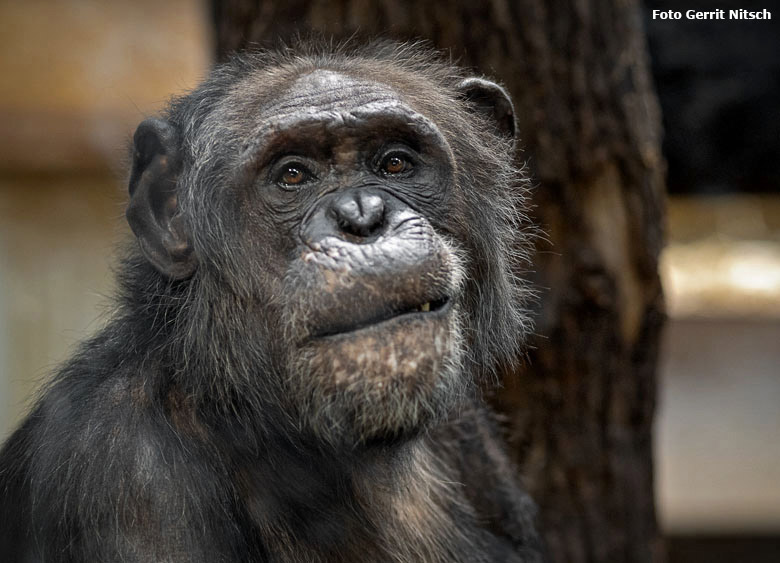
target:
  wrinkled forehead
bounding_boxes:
[217,69,412,131]
[265,69,406,119]
[217,69,451,166]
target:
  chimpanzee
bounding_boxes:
[0,41,542,562]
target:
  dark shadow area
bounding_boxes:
[667,535,780,562]
[645,0,780,194]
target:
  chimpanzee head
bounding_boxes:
[125,43,531,446]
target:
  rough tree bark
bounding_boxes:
[211,2,667,562]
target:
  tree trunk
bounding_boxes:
[211,2,667,561]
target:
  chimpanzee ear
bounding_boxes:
[457,77,516,140]
[126,118,196,280]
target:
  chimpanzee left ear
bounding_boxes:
[457,77,516,139]
[126,118,197,280]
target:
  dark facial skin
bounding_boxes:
[211,70,467,441]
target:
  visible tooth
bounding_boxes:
[421,302,430,312]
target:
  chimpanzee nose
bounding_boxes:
[330,190,385,239]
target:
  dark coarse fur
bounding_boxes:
[0,41,542,562]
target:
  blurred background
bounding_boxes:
[0,1,778,560]
[646,1,780,558]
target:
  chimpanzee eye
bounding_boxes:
[276,163,312,187]
[380,153,413,175]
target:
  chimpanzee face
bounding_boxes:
[128,59,520,445]
[223,70,466,440]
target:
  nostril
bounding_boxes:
[333,191,386,239]
[336,199,360,226]
[360,193,384,224]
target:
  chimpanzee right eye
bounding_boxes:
[274,161,314,188]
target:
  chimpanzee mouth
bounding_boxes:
[314,296,451,339]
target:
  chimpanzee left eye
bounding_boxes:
[379,152,413,176]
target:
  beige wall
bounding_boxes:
[0,176,124,434]
[0,0,209,439]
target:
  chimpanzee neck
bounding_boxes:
[230,430,473,563]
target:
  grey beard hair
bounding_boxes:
[286,310,469,446]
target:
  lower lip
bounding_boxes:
[315,299,453,340]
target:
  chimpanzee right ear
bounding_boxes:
[126,118,196,280]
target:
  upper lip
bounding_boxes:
[294,209,458,340]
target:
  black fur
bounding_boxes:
[0,41,542,562]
